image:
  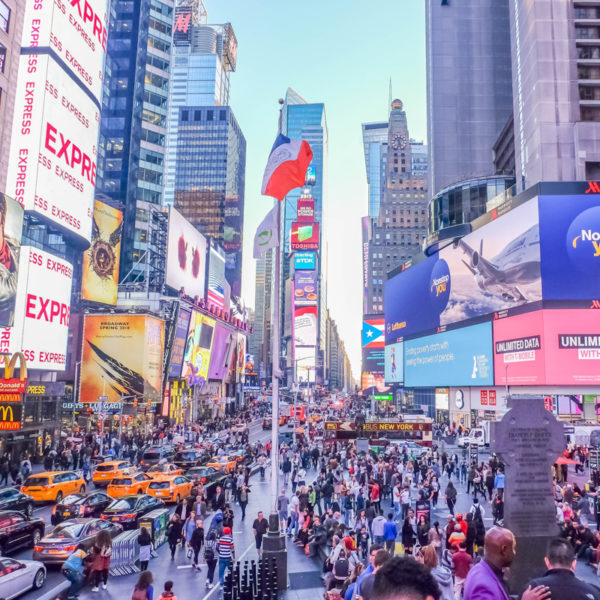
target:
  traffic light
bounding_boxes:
[133,398,138,407]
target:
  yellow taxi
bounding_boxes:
[146,463,183,477]
[206,455,237,474]
[146,475,193,503]
[106,471,153,498]
[21,471,86,503]
[92,461,134,488]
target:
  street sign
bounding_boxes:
[371,394,393,402]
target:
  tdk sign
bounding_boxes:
[294,252,316,270]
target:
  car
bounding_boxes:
[139,447,174,470]
[51,492,112,525]
[206,456,237,474]
[146,463,183,477]
[33,518,122,564]
[173,449,209,470]
[0,558,46,600]
[0,511,45,555]
[262,418,272,430]
[92,461,134,488]
[146,475,193,503]
[107,472,153,498]
[21,472,86,504]
[0,489,34,518]
[100,495,164,529]
[185,466,226,487]
[229,450,250,466]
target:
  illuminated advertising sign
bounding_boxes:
[0,247,73,371]
[207,246,227,310]
[182,311,215,385]
[294,271,317,306]
[294,252,316,270]
[291,222,320,251]
[384,341,404,383]
[305,165,316,186]
[0,194,24,327]
[22,0,108,102]
[6,55,100,242]
[81,200,122,305]
[297,198,315,222]
[362,216,370,316]
[0,353,28,402]
[363,347,384,373]
[404,322,494,387]
[362,317,385,348]
[166,207,207,299]
[80,314,164,404]
[0,403,22,430]
[361,371,386,392]
[296,345,316,384]
[294,306,317,347]
[385,199,541,341]
[208,324,233,382]
[168,307,191,378]
[223,195,242,253]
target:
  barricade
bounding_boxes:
[109,530,140,576]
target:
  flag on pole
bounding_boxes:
[261,134,313,201]
[253,203,280,259]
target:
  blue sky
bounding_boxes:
[207,0,426,379]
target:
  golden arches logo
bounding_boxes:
[0,406,14,421]
[1,353,27,381]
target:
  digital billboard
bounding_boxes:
[0,194,24,327]
[166,207,207,299]
[363,347,384,373]
[305,165,316,186]
[208,324,233,381]
[385,199,541,341]
[361,371,386,392]
[404,322,494,387]
[181,311,215,384]
[207,246,227,310]
[385,341,404,384]
[6,55,101,242]
[296,345,316,383]
[291,222,320,251]
[80,315,165,404]
[294,271,317,306]
[294,252,316,270]
[362,317,385,348]
[81,200,122,305]
[223,195,242,253]
[297,198,315,222]
[168,307,191,378]
[294,306,318,347]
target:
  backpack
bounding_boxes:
[204,545,215,561]
[333,549,349,580]
[473,506,483,523]
[132,588,147,600]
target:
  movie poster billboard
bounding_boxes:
[386,199,541,341]
[169,308,191,378]
[294,306,318,347]
[166,207,207,298]
[181,311,215,384]
[80,315,165,404]
[294,271,317,306]
[384,341,404,384]
[0,193,23,327]
[81,200,122,305]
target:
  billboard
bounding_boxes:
[404,322,494,387]
[294,271,317,306]
[166,207,207,298]
[362,317,385,348]
[363,347,384,373]
[296,345,316,383]
[0,194,24,327]
[208,324,233,381]
[385,341,404,383]
[361,371,386,392]
[6,55,101,242]
[294,252,316,270]
[207,246,227,310]
[168,307,191,378]
[297,198,315,222]
[385,199,541,341]
[291,222,320,251]
[181,311,215,384]
[294,306,318,347]
[223,195,242,253]
[0,402,23,431]
[80,315,165,404]
[305,165,316,186]
[81,200,122,305]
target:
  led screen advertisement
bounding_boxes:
[0,193,24,327]
[385,341,404,384]
[291,222,320,251]
[208,324,233,381]
[362,317,385,348]
[294,271,317,306]
[294,252,316,270]
[297,198,315,222]
[361,371,386,392]
[81,200,122,305]
[296,345,316,384]
[385,199,541,342]
[80,314,165,404]
[207,246,227,310]
[294,306,318,347]
[362,347,384,373]
[6,55,101,242]
[168,307,191,378]
[404,322,494,387]
[166,207,207,299]
[181,311,215,384]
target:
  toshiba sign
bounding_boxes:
[5,55,99,242]
[0,247,73,370]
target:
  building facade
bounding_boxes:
[251,248,273,382]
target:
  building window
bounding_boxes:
[207,110,213,121]
[0,1,9,33]
[0,42,5,73]
[220,110,226,121]
[194,110,201,121]
[182,110,189,121]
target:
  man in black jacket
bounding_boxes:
[526,538,600,600]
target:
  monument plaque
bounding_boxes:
[491,395,564,594]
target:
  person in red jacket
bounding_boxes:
[456,513,468,535]
[452,541,472,598]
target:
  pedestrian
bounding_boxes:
[217,526,235,587]
[204,530,218,589]
[288,491,300,537]
[419,545,454,600]
[0,458,9,487]
[451,541,472,598]
[253,511,269,559]
[157,580,177,600]
[277,489,290,531]
[89,530,111,592]
[239,483,249,520]
[138,527,152,572]
[167,514,183,560]
[445,480,457,516]
[402,516,416,555]
[132,570,154,600]
[61,544,87,600]
[428,521,444,563]
[282,455,292,486]
[383,513,397,555]
[190,519,204,570]
[182,510,197,555]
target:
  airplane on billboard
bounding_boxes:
[455,230,541,302]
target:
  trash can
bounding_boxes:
[138,508,170,549]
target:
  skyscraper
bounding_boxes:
[362,122,388,219]
[251,248,273,380]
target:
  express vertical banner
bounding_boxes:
[0,194,24,327]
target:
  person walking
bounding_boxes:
[157,580,177,600]
[89,530,112,592]
[445,480,457,516]
[239,484,250,521]
[167,514,183,560]
[217,526,235,587]
[253,511,269,559]
[383,513,397,555]
[132,570,154,600]
[204,530,218,589]
[190,519,204,570]
[138,528,152,572]
[277,489,290,531]
[419,545,454,600]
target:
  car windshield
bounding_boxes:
[149,481,170,489]
[62,495,84,505]
[95,465,115,472]
[24,476,49,486]
[50,523,85,538]
[175,452,196,460]
[143,452,160,459]
[112,478,132,486]
[109,498,136,510]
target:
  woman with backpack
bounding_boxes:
[138,528,152,572]
[132,570,153,600]
[90,530,112,591]
[203,531,218,589]
[190,518,204,570]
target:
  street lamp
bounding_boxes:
[118,394,139,451]
[71,361,81,431]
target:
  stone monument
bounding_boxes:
[491,395,564,594]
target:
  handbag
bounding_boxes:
[187,548,193,559]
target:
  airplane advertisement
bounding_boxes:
[385,198,542,342]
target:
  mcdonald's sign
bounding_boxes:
[0,353,28,401]
[0,402,22,430]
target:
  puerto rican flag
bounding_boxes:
[261,134,313,201]
[362,319,385,348]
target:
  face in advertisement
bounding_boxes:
[384,342,404,384]
[81,200,122,305]
[166,207,207,298]
[181,312,215,383]
[236,334,246,383]
[0,194,24,327]
[404,322,494,387]
[168,308,191,378]
[294,306,317,347]
[294,270,318,305]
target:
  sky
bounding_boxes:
[207,0,426,380]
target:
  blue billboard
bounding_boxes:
[294,252,316,270]
[385,341,403,384]
[539,194,600,300]
[404,322,494,387]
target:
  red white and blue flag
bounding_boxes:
[261,134,313,201]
